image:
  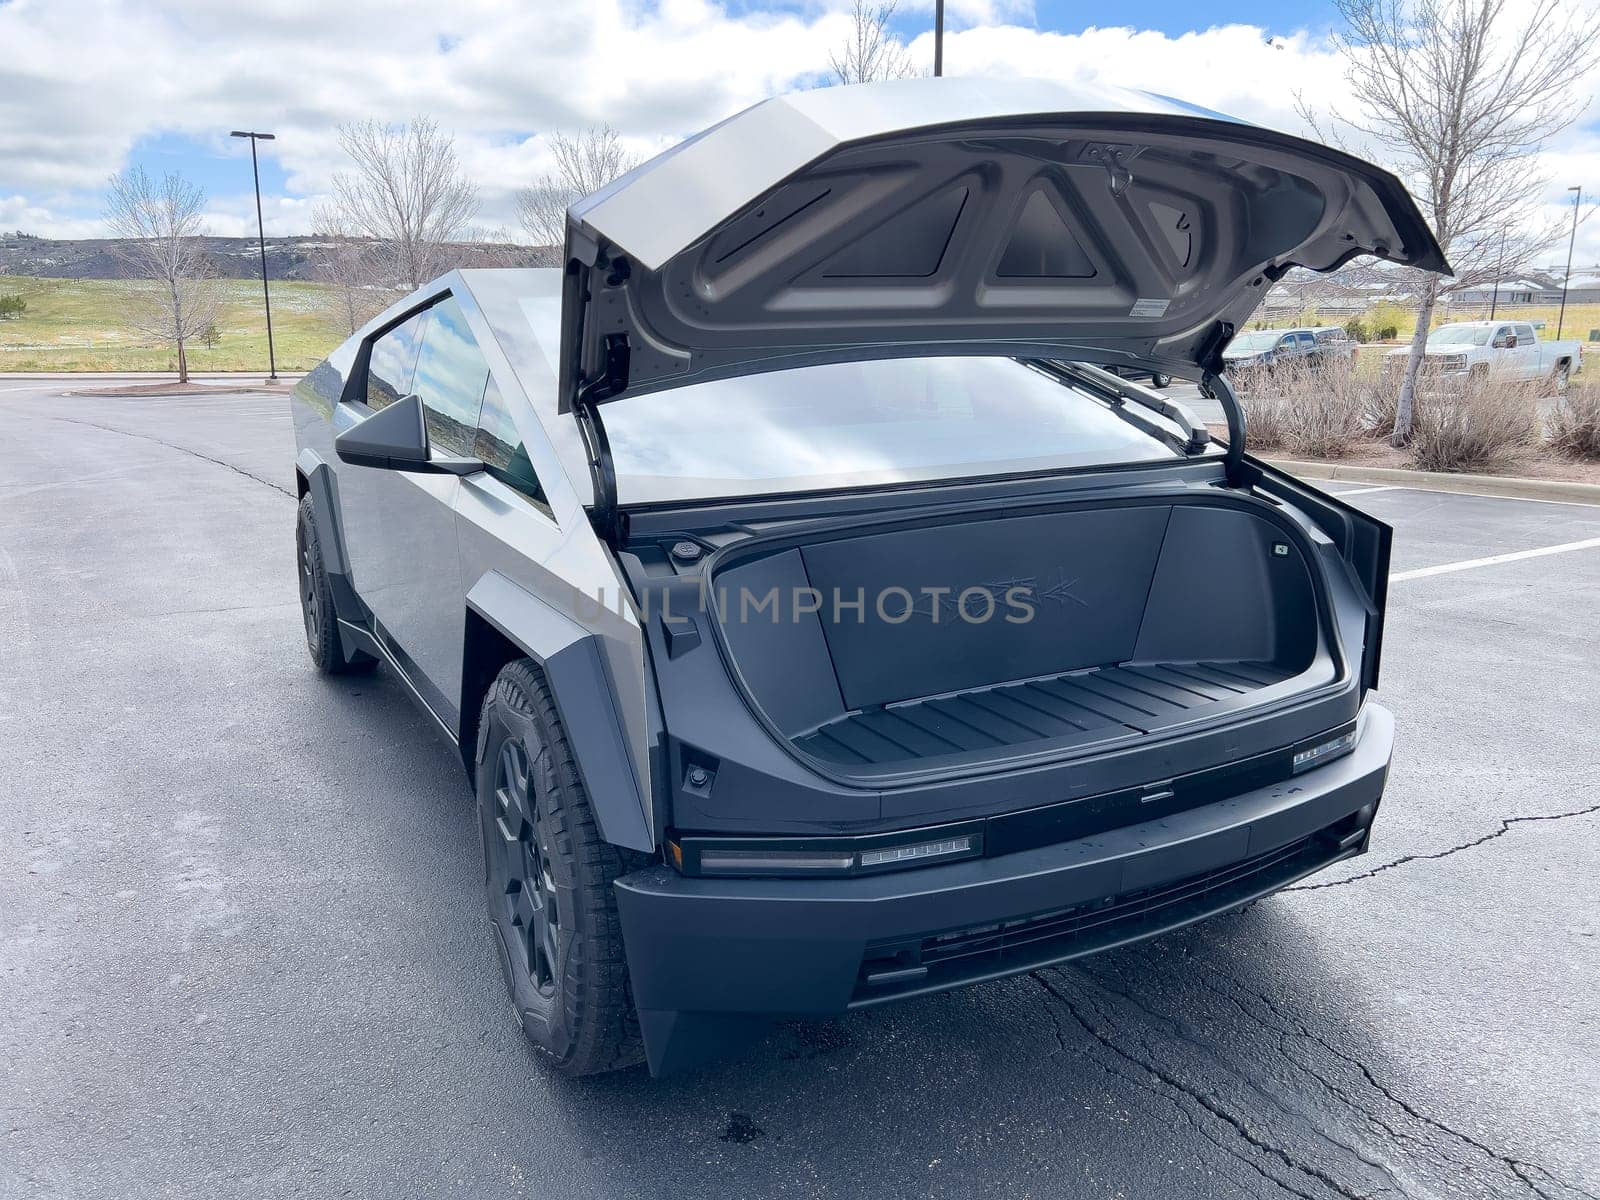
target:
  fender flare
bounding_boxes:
[294,449,366,628]
[466,571,653,853]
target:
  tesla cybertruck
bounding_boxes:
[290,77,1446,1076]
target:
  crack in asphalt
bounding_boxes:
[1035,961,1597,1200]
[1031,971,1377,1200]
[1083,969,1406,1190]
[1032,979,1315,1200]
[1287,804,1600,892]
[1183,964,1598,1200]
[42,415,294,498]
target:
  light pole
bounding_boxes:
[1489,226,1507,319]
[230,130,278,380]
[1557,184,1580,341]
[934,0,944,76]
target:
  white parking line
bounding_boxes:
[1392,536,1600,582]
[1328,485,1405,497]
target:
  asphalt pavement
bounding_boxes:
[2,381,1597,1200]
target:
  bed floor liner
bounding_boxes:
[791,660,1296,767]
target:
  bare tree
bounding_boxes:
[310,202,387,335]
[830,0,920,84]
[329,116,478,291]
[103,167,220,383]
[515,126,641,265]
[1304,0,1600,444]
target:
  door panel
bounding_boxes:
[338,296,493,731]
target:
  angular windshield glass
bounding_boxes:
[601,357,1185,504]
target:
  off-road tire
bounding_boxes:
[1149,372,1173,389]
[476,659,648,1076]
[1552,360,1572,393]
[296,495,375,675]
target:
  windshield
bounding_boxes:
[1227,330,1284,352]
[601,357,1185,504]
[1428,325,1492,346]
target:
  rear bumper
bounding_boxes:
[616,703,1393,1075]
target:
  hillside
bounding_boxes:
[0,232,327,282]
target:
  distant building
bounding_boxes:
[1443,278,1560,309]
[1554,271,1600,304]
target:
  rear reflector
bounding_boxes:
[858,836,977,869]
[1293,729,1356,774]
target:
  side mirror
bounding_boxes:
[336,393,482,476]
[1506,335,1518,348]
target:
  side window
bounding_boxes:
[1296,331,1316,347]
[410,296,489,458]
[1516,324,1537,343]
[365,310,431,410]
[476,375,551,514]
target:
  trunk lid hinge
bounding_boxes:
[1198,321,1252,488]
[574,331,630,545]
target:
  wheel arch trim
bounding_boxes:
[295,448,368,642]
[465,570,655,853]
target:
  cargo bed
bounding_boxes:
[710,493,1336,778]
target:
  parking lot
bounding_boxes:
[2,381,1597,1200]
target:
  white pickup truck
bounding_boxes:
[1387,321,1583,386]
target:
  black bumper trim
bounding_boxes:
[616,703,1392,1075]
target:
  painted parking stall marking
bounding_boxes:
[1391,535,1600,582]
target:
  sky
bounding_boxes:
[1,0,1598,268]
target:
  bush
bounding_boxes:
[1364,380,1399,440]
[1377,324,1398,341]
[1241,391,1291,451]
[1343,318,1370,343]
[1548,382,1600,459]
[0,293,25,319]
[1239,357,1369,458]
[1409,376,1539,473]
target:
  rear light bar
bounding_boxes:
[670,826,984,879]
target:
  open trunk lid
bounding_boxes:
[558,76,1447,411]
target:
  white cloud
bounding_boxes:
[1,0,1597,267]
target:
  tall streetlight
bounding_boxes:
[934,0,944,76]
[1489,226,1507,319]
[230,130,278,381]
[1557,184,1581,341]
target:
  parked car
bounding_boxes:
[1310,325,1357,359]
[1384,321,1582,386]
[1221,325,1351,383]
[1109,365,1176,388]
[290,78,1446,1077]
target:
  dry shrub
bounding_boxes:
[1547,381,1600,459]
[1364,379,1399,440]
[1237,357,1367,458]
[1241,391,1290,451]
[1409,376,1539,473]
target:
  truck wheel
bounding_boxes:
[1552,360,1571,393]
[296,495,375,675]
[475,659,647,1076]
[1149,373,1173,389]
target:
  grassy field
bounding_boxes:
[0,276,348,372]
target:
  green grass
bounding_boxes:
[0,276,348,372]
